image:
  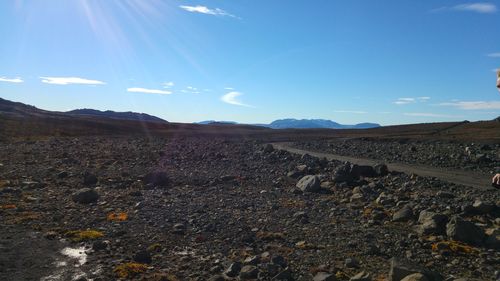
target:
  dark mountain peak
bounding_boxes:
[66,108,167,123]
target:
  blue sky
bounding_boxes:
[1,0,499,125]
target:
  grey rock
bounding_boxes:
[388,257,442,281]
[144,170,169,187]
[83,172,97,185]
[224,262,242,278]
[72,188,99,204]
[273,268,293,280]
[401,273,429,281]
[133,250,152,264]
[374,164,389,177]
[417,211,448,236]
[296,175,321,192]
[345,257,360,268]
[313,272,336,281]
[472,200,496,215]
[239,265,259,279]
[393,206,414,222]
[350,271,371,281]
[446,216,485,245]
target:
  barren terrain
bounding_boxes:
[1,99,500,281]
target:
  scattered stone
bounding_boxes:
[239,265,259,279]
[296,175,321,192]
[345,257,360,268]
[401,273,430,281]
[144,170,169,187]
[446,216,485,245]
[417,211,448,236]
[388,257,442,281]
[72,188,99,204]
[225,262,242,278]
[133,250,152,264]
[313,272,336,281]
[392,206,414,222]
[350,271,371,281]
[83,172,98,186]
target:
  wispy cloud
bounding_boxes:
[333,110,367,114]
[40,77,105,85]
[394,98,415,105]
[127,87,172,95]
[163,81,174,88]
[179,5,239,18]
[0,77,23,83]
[393,97,430,105]
[432,3,497,14]
[454,3,497,13]
[438,101,500,110]
[181,86,201,94]
[487,53,500,57]
[221,91,253,107]
[404,113,460,118]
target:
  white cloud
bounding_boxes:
[0,77,23,83]
[127,87,172,95]
[181,86,201,94]
[333,110,367,114]
[40,77,105,85]
[179,5,238,18]
[438,101,500,110]
[404,113,459,118]
[431,3,497,14]
[453,3,497,13]
[394,98,416,105]
[163,81,174,88]
[393,97,430,105]
[221,91,252,107]
[224,87,235,90]
[487,53,500,57]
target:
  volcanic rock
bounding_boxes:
[72,188,99,204]
[296,175,321,192]
[446,216,485,245]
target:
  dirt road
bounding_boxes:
[272,142,494,190]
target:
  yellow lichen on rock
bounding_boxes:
[114,262,149,279]
[431,240,478,254]
[107,212,128,221]
[66,230,104,242]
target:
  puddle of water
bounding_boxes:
[60,246,87,266]
[40,246,89,281]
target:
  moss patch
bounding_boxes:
[114,262,149,279]
[66,230,104,242]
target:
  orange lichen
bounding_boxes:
[280,198,306,208]
[431,241,478,254]
[256,231,286,241]
[1,204,17,209]
[114,262,149,279]
[66,230,104,242]
[107,212,128,222]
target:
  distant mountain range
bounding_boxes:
[67,109,167,123]
[197,118,381,129]
[0,98,167,123]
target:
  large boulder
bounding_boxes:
[72,188,99,204]
[417,211,448,236]
[350,164,377,178]
[143,171,170,187]
[388,257,442,281]
[296,175,321,192]
[392,206,414,222]
[446,216,485,245]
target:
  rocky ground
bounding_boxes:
[291,139,500,174]
[0,137,499,281]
